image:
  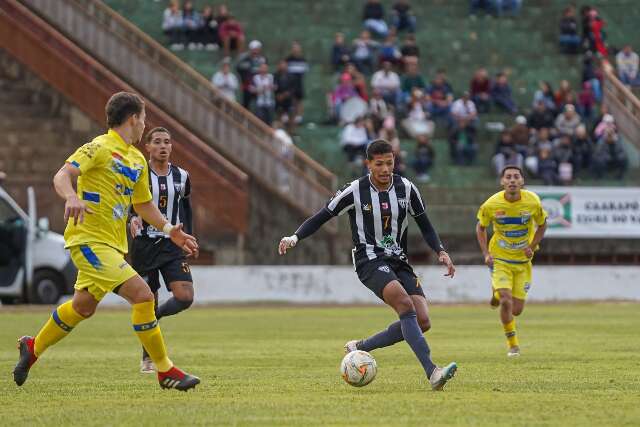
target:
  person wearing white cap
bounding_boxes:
[236,39,267,109]
[554,104,582,136]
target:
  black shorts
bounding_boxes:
[356,257,425,301]
[130,237,192,293]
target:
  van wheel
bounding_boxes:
[0,297,18,305]
[29,270,63,305]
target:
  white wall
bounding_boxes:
[99,266,640,305]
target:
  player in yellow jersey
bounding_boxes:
[476,166,547,357]
[13,92,200,391]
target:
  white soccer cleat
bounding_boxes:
[344,340,359,354]
[429,362,458,391]
[140,357,156,374]
[507,346,521,358]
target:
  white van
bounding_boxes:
[0,185,76,305]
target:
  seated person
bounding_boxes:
[426,70,454,118]
[402,89,435,140]
[554,79,576,111]
[352,30,379,75]
[448,92,478,165]
[532,81,557,114]
[378,34,402,66]
[371,61,401,107]
[413,135,434,183]
[400,59,426,103]
[537,147,559,185]
[559,5,581,54]
[391,0,417,33]
[328,73,358,122]
[470,68,491,113]
[492,131,523,177]
[199,5,219,49]
[400,34,420,65]
[368,89,392,131]
[162,0,184,50]
[340,116,370,169]
[572,124,593,173]
[528,100,555,130]
[362,0,388,38]
[616,45,640,87]
[554,104,582,137]
[182,1,203,49]
[218,13,245,56]
[592,131,628,180]
[553,135,575,184]
[331,32,351,71]
[491,72,517,114]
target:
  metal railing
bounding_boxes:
[22,0,336,215]
[602,61,640,151]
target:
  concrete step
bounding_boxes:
[0,116,65,131]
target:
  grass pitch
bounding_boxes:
[0,303,638,426]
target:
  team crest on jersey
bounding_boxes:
[378,265,390,273]
[160,183,167,190]
[520,211,531,224]
[398,198,407,208]
[362,203,372,212]
[174,184,183,193]
[112,203,125,220]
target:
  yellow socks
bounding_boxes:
[503,319,519,348]
[132,301,173,372]
[34,300,86,356]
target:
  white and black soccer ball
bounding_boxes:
[340,350,377,387]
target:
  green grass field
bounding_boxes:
[1,303,638,426]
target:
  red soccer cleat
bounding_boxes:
[13,336,38,386]
[158,366,200,391]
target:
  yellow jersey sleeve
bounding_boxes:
[66,140,107,174]
[131,157,152,205]
[532,194,548,226]
[476,201,492,227]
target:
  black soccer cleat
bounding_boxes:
[158,366,200,391]
[13,336,38,386]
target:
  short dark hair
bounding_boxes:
[106,92,144,128]
[146,127,171,143]
[366,139,393,160]
[501,165,524,178]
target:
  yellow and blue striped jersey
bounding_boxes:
[477,189,547,263]
[64,129,152,253]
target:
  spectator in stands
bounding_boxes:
[391,0,416,33]
[251,63,275,126]
[470,68,491,113]
[341,116,370,168]
[493,131,523,178]
[368,89,392,132]
[528,100,555,130]
[182,1,203,50]
[582,51,602,102]
[449,92,478,165]
[328,73,359,122]
[577,81,595,122]
[587,8,607,57]
[274,60,294,123]
[352,30,379,75]
[378,34,402,66]
[510,115,530,157]
[525,126,552,177]
[593,113,616,140]
[400,59,426,104]
[554,79,576,111]
[236,40,267,109]
[592,130,628,180]
[553,135,574,184]
[345,63,369,101]
[400,34,420,64]
[616,45,640,87]
[0,171,6,183]
[580,5,592,47]
[285,41,309,125]
[555,104,582,137]
[470,0,521,17]
[371,61,401,107]
[273,120,295,191]
[211,58,238,101]
[491,72,517,114]
[331,32,351,71]
[218,9,245,57]
[413,135,434,182]
[162,0,184,51]
[379,121,406,175]
[537,147,559,185]
[402,89,435,140]
[427,70,454,119]
[532,81,557,114]
[559,5,581,54]
[572,124,593,173]
[362,0,388,38]
[199,6,219,50]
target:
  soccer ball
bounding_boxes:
[340,350,377,387]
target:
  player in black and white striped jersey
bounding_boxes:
[278,139,458,391]
[129,127,194,374]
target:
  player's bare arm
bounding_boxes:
[129,215,143,238]
[133,200,199,258]
[475,222,493,267]
[53,163,93,225]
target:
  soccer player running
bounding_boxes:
[129,127,195,374]
[13,92,200,391]
[279,139,458,391]
[475,166,548,357]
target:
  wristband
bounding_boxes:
[162,223,173,234]
[291,235,299,244]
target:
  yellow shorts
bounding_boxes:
[69,243,138,301]
[490,259,532,300]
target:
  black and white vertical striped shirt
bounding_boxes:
[137,164,191,238]
[326,174,426,268]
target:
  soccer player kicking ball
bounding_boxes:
[279,139,458,391]
[13,92,200,391]
[475,166,548,357]
[129,127,195,374]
